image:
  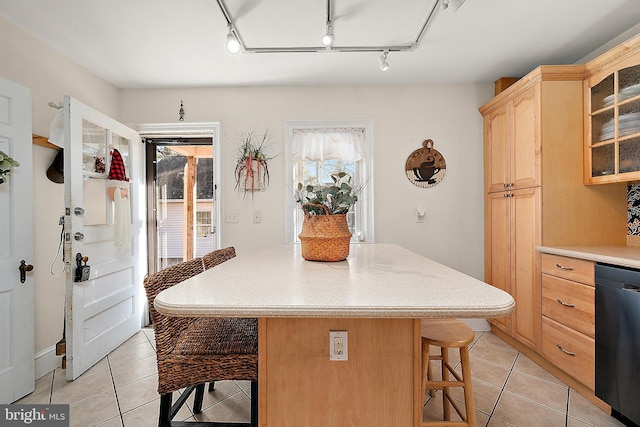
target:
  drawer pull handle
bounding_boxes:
[556,344,576,357]
[555,264,574,271]
[556,298,575,308]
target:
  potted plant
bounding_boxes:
[294,172,359,261]
[0,150,20,184]
[233,130,275,195]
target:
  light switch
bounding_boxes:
[226,210,238,223]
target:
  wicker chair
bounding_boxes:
[144,257,258,427]
[202,246,236,270]
[202,246,238,393]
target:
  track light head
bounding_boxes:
[226,25,241,54]
[322,24,335,47]
[378,51,389,72]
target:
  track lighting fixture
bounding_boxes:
[215,0,463,56]
[226,25,241,54]
[379,50,389,71]
[322,24,335,47]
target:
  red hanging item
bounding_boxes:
[108,149,129,182]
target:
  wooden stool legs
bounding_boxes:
[460,346,475,426]
[421,319,476,427]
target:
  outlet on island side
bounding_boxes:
[329,330,348,361]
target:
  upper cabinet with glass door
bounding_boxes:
[585,34,640,184]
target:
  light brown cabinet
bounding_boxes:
[480,66,628,352]
[540,253,595,390]
[584,34,640,184]
[485,87,539,194]
[485,187,539,348]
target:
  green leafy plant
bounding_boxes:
[233,130,276,194]
[0,150,20,184]
[295,172,359,215]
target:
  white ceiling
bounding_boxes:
[1,0,640,89]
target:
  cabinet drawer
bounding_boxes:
[541,253,594,285]
[542,274,595,338]
[542,316,595,390]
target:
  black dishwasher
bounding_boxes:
[595,263,640,427]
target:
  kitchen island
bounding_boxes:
[154,243,514,426]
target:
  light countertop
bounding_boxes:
[154,243,515,319]
[536,245,640,269]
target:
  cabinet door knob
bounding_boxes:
[556,344,576,357]
[556,298,575,308]
[555,263,574,271]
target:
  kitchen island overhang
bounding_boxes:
[154,243,515,319]
[154,243,514,427]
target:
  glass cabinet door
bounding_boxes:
[588,63,640,182]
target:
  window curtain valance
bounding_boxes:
[291,128,365,162]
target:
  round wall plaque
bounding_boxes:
[405,139,446,188]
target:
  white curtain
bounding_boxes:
[291,128,365,161]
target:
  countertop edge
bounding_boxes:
[536,245,640,270]
[153,300,516,319]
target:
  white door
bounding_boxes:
[0,77,35,403]
[63,96,146,380]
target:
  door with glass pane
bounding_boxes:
[64,96,146,380]
[148,140,215,271]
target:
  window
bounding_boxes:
[196,211,212,238]
[285,120,374,243]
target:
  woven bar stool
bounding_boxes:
[144,255,258,427]
[202,246,236,270]
[421,319,476,427]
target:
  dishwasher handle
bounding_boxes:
[623,283,640,292]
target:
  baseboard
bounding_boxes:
[459,318,491,331]
[35,346,63,379]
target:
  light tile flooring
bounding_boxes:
[15,328,624,427]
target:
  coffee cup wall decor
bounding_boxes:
[405,139,446,188]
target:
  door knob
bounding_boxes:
[74,232,84,241]
[19,260,34,283]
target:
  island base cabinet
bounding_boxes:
[541,316,595,390]
[259,318,419,427]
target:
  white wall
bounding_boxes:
[0,17,120,358]
[119,84,493,278]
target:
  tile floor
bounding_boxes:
[15,328,624,427]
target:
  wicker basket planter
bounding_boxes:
[299,205,352,262]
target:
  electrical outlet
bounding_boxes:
[329,330,348,361]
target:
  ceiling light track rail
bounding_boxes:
[215,0,462,69]
[414,0,441,46]
[243,45,415,54]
